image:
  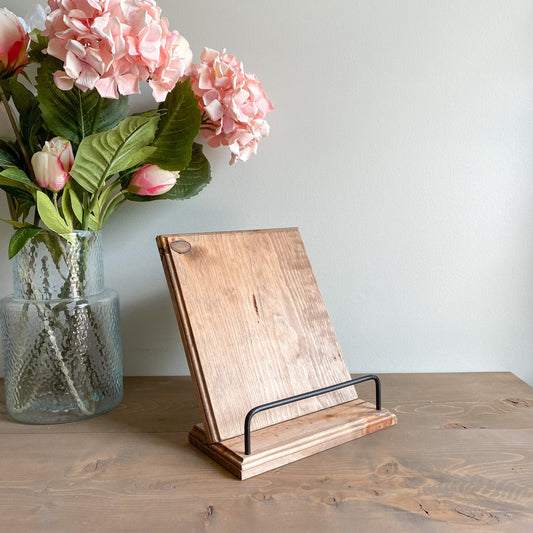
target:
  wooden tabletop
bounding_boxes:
[1,372,532,532]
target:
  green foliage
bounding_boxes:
[0,168,39,206]
[149,79,201,171]
[28,32,48,63]
[173,143,212,199]
[68,187,84,224]
[60,188,73,228]
[36,55,129,146]
[8,227,42,259]
[0,168,38,190]
[126,143,211,202]
[0,185,34,203]
[0,139,21,168]
[9,77,48,154]
[71,115,159,194]
[36,191,72,234]
[0,218,32,229]
[20,102,47,154]
[9,77,36,116]
[0,35,226,257]
[0,79,11,100]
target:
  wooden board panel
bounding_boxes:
[157,229,356,443]
[189,401,397,479]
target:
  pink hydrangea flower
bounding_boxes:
[191,48,273,164]
[43,0,192,102]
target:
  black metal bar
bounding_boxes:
[244,374,382,455]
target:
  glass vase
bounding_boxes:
[0,230,123,424]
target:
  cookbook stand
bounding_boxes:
[157,228,396,479]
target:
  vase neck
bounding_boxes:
[12,231,104,300]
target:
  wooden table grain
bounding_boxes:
[1,372,532,532]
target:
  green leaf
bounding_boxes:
[36,55,129,145]
[168,143,211,199]
[0,79,11,100]
[86,217,98,231]
[94,94,130,135]
[0,218,32,229]
[36,191,72,234]
[98,182,119,208]
[8,77,48,153]
[61,189,73,228]
[100,196,121,225]
[0,168,39,189]
[21,102,47,154]
[71,115,158,193]
[149,79,201,171]
[9,77,36,116]
[126,143,211,202]
[28,32,48,63]
[69,187,84,223]
[9,227,42,259]
[14,199,34,222]
[0,140,22,168]
[0,185,35,203]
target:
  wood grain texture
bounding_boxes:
[157,229,356,443]
[1,373,533,532]
[189,399,397,479]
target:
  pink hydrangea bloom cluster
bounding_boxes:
[191,48,273,164]
[43,0,192,102]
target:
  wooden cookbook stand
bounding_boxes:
[157,228,396,479]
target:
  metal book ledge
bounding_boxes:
[244,374,382,455]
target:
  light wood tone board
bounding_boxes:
[1,373,533,532]
[157,228,356,443]
[190,399,397,479]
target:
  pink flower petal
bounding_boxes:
[117,72,140,95]
[190,47,273,163]
[204,99,224,121]
[43,0,191,100]
[53,70,74,90]
[95,75,119,98]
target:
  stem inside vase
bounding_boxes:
[0,230,123,424]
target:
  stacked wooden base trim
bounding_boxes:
[189,398,397,479]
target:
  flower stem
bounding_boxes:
[0,83,35,182]
[12,246,96,417]
[33,206,40,227]
[6,192,16,220]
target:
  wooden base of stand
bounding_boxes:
[189,399,397,479]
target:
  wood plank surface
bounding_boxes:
[190,399,396,479]
[157,229,356,443]
[1,373,533,532]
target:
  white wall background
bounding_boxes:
[1,0,533,385]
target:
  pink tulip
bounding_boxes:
[31,137,74,192]
[128,164,178,196]
[0,8,29,79]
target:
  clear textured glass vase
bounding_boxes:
[0,230,123,424]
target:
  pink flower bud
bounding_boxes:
[31,137,74,192]
[128,164,179,196]
[0,8,29,79]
